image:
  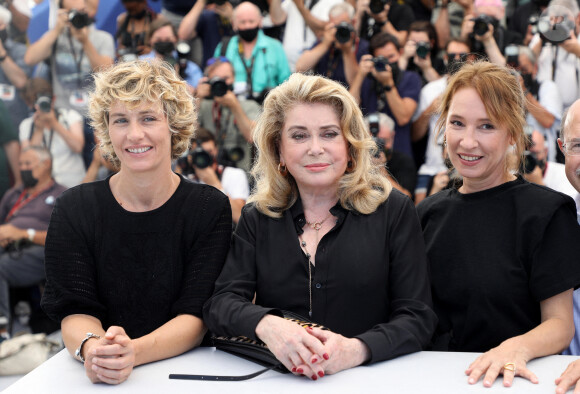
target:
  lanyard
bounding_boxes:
[28,120,54,151]
[4,181,54,223]
[238,41,257,97]
[67,30,86,89]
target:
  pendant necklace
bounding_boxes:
[298,212,333,318]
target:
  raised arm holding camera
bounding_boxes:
[296,2,364,87]
[356,0,414,44]
[398,21,443,85]
[195,56,260,173]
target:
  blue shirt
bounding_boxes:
[214,30,291,98]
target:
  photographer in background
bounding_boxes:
[116,0,167,59]
[510,45,563,162]
[23,0,114,169]
[178,128,249,224]
[296,2,365,87]
[350,32,421,160]
[195,56,260,173]
[522,130,579,202]
[398,21,444,85]
[140,19,203,94]
[356,0,415,44]
[18,78,85,189]
[366,112,416,197]
[460,0,522,64]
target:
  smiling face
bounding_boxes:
[279,102,349,195]
[445,87,514,193]
[108,101,172,174]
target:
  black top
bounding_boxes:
[42,175,232,339]
[203,190,437,363]
[387,150,417,196]
[417,177,580,352]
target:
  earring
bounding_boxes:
[346,160,355,173]
[443,135,447,147]
[278,163,288,176]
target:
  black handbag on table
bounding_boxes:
[169,311,328,381]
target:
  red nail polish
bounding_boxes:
[323,353,329,360]
[318,371,324,378]
[291,367,296,372]
[311,374,317,380]
[312,357,318,363]
[297,368,303,374]
[307,326,313,330]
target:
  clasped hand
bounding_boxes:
[256,315,369,380]
[83,326,136,385]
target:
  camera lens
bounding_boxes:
[209,77,229,97]
[69,10,91,29]
[335,22,353,44]
[227,147,245,162]
[191,147,213,169]
[473,18,489,36]
[522,151,538,174]
[36,96,52,113]
[369,0,386,14]
[416,42,430,59]
[372,56,388,71]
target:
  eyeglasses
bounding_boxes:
[447,52,468,60]
[562,140,580,156]
[206,56,230,67]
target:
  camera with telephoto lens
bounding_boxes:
[335,22,354,44]
[190,145,213,169]
[368,113,385,158]
[505,44,519,68]
[68,9,91,29]
[369,0,391,14]
[36,95,52,113]
[209,77,230,98]
[415,41,431,59]
[522,150,539,173]
[472,14,494,36]
[175,41,191,80]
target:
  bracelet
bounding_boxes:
[75,333,101,363]
[383,84,393,92]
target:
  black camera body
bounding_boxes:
[369,0,391,14]
[472,14,494,36]
[36,95,52,113]
[118,47,139,63]
[207,0,228,5]
[522,150,538,173]
[335,22,354,44]
[191,146,214,169]
[372,56,389,71]
[416,41,431,59]
[68,9,91,29]
[176,41,191,79]
[209,77,230,98]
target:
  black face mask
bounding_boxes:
[153,41,175,56]
[130,9,148,20]
[20,170,39,189]
[0,29,7,44]
[446,58,463,75]
[237,27,259,43]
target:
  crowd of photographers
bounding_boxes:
[2,0,580,210]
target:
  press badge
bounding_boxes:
[69,90,88,107]
[0,84,15,101]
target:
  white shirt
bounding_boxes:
[221,166,250,200]
[544,161,580,216]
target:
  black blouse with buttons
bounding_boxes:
[203,190,438,363]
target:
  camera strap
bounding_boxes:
[28,119,54,152]
[238,41,257,98]
[325,38,359,79]
[212,102,233,147]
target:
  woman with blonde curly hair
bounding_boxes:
[204,73,437,379]
[417,61,580,388]
[42,60,232,385]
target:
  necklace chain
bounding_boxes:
[305,212,333,231]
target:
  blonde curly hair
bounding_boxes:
[249,73,392,218]
[88,59,196,169]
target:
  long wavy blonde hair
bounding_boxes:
[88,59,196,169]
[249,73,392,218]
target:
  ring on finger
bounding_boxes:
[503,362,516,374]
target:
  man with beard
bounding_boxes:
[0,146,66,337]
[214,1,290,104]
[349,32,421,161]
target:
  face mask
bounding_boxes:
[153,41,175,56]
[20,170,39,189]
[446,58,463,75]
[131,9,147,20]
[0,29,7,44]
[237,27,259,43]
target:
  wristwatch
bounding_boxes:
[26,229,36,242]
[75,333,101,363]
[383,84,393,92]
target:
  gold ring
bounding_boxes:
[503,362,516,373]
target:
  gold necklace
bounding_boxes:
[305,212,333,231]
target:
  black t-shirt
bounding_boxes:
[417,177,580,352]
[42,176,232,338]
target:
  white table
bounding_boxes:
[4,348,578,393]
